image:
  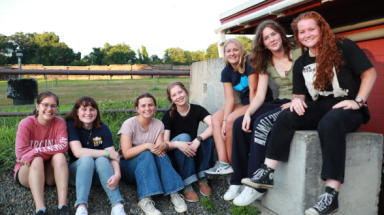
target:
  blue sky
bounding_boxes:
[0,0,249,58]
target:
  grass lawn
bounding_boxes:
[0,77,189,171]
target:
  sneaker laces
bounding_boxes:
[199,177,209,186]
[141,199,157,212]
[251,168,267,181]
[313,192,334,211]
[171,193,186,205]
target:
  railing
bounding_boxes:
[0,69,189,116]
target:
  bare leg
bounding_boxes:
[18,157,46,210]
[224,104,249,164]
[265,158,279,170]
[45,153,69,206]
[212,108,229,162]
[325,179,341,190]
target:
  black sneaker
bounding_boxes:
[57,205,70,215]
[241,164,274,189]
[305,187,339,215]
[36,210,48,215]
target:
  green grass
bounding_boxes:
[230,202,260,215]
[200,196,217,212]
[0,77,186,171]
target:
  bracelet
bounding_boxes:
[164,143,169,152]
[223,119,226,121]
[105,149,109,158]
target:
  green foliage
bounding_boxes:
[236,35,254,54]
[206,42,219,60]
[230,202,260,215]
[200,196,217,212]
[163,47,187,65]
[102,42,136,65]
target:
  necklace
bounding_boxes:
[309,49,317,57]
[177,103,190,116]
[82,127,93,145]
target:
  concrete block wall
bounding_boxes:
[189,58,383,215]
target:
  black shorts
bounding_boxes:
[15,169,21,186]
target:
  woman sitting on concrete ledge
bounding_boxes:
[162,81,215,202]
[206,38,273,179]
[243,11,377,215]
[14,91,70,215]
[118,92,187,215]
[65,96,126,215]
[225,20,302,207]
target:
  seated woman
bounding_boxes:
[119,93,187,215]
[247,11,376,215]
[162,81,215,202]
[206,38,272,178]
[14,91,70,215]
[225,20,302,206]
[65,96,126,215]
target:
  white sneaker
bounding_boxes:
[75,207,88,215]
[233,186,265,206]
[138,197,162,215]
[223,185,245,201]
[205,162,234,179]
[170,193,187,213]
[111,204,127,215]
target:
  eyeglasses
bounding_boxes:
[40,103,58,109]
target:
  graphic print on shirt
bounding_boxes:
[31,137,68,153]
[233,76,249,92]
[254,110,281,145]
[303,63,348,101]
[93,136,103,147]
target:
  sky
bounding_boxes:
[0,0,250,58]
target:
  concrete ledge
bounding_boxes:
[253,131,383,215]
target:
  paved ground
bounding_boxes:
[0,169,233,215]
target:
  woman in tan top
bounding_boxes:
[118,93,187,215]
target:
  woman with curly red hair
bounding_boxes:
[242,11,377,215]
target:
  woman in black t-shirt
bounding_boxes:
[162,81,215,203]
[245,11,376,215]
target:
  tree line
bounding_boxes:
[0,32,253,66]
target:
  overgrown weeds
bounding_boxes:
[200,196,217,212]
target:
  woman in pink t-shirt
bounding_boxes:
[14,91,69,215]
[118,93,187,215]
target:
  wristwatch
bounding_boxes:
[196,136,203,143]
[355,97,366,107]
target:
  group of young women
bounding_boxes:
[14,11,376,215]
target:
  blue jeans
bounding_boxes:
[120,150,184,200]
[167,134,215,186]
[68,156,124,208]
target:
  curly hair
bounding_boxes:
[223,38,248,74]
[291,11,346,90]
[166,81,189,118]
[249,20,294,74]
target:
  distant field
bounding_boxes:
[0,76,189,107]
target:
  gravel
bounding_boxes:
[0,170,233,215]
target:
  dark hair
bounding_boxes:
[291,11,346,90]
[33,91,59,117]
[65,96,103,129]
[166,81,189,118]
[135,93,157,115]
[249,20,294,74]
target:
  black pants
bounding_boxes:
[231,99,289,192]
[266,98,363,183]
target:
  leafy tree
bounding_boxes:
[0,34,13,64]
[163,47,187,65]
[150,54,162,64]
[102,42,136,65]
[206,42,219,60]
[236,35,253,53]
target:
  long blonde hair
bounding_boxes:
[223,38,248,74]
